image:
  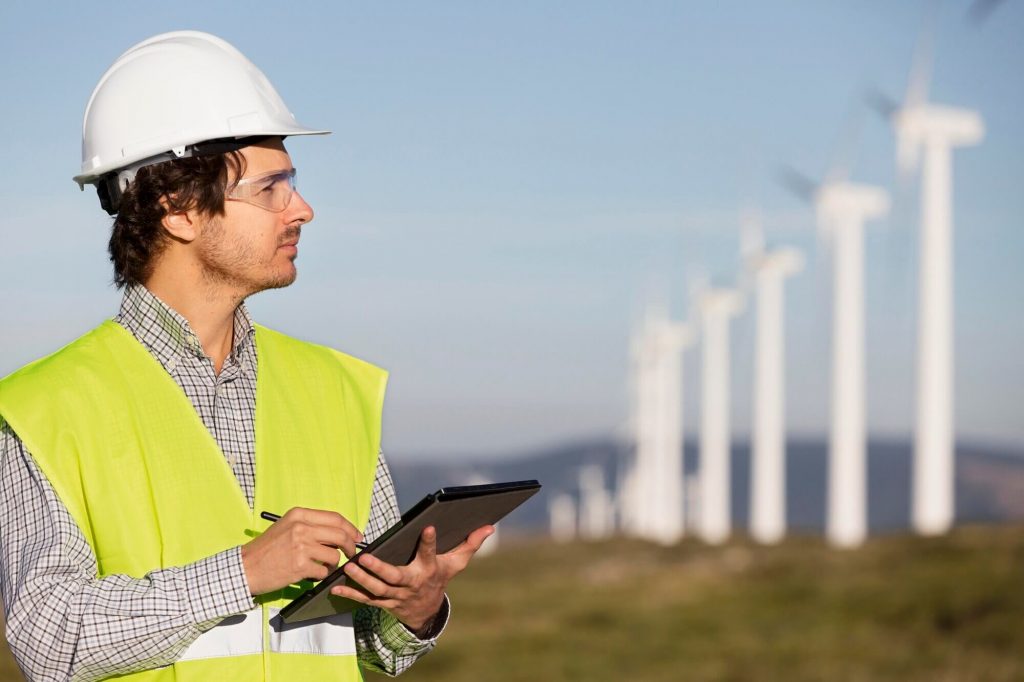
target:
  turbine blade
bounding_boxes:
[776,165,818,204]
[904,0,940,108]
[812,226,833,334]
[740,208,765,263]
[897,132,920,177]
[865,87,899,120]
[687,271,709,312]
[887,159,918,241]
[824,97,866,184]
[967,0,1007,25]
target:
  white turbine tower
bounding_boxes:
[744,219,805,545]
[549,492,577,542]
[816,182,889,548]
[622,307,693,545]
[578,464,614,540]
[886,19,985,537]
[782,101,888,549]
[695,286,743,545]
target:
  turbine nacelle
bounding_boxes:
[894,104,985,173]
[697,288,744,319]
[649,319,694,353]
[750,248,805,279]
[815,182,890,231]
[896,105,985,144]
[633,314,693,359]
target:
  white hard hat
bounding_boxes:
[74,30,329,194]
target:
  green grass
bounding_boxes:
[369,525,1024,682]
[3,526,1022,681]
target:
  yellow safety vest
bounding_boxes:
[0,320,386,682]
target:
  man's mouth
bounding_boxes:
[279,227,301,251]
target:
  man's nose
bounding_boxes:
[288,189,314,225]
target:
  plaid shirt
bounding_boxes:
[0,284,445,681]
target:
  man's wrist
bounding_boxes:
[401,595,450,641]
[182,546,257,625]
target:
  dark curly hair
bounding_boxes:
[107,151,245,288]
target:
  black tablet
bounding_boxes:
[278,479,542,624]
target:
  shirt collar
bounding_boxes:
[116,283,256,369]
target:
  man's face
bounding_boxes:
[196,138,313,296]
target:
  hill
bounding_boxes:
[388,437,1024,535]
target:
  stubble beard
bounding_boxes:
[198,217,300,300]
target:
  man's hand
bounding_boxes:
[241,507,364,596]
[331,524,494,634]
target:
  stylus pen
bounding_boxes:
[260,511,369,550]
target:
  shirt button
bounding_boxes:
[166,357,177,372]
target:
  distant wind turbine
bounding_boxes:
[781,100,889,548]
[695,285,744,545]
[578,464,614,540]
[815,182,889,548]
[622,306,693,545]
[880,8,985,536]
[743,215,805,545]
[549,492,577,542]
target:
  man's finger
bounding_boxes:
[344,561,398,599]
[445,525,494,557]
[329,584,397,611]
[310,525,359,559]
[416,525,438,565]
[309,543,342,569]
[330,584,373,604]
[288,507,364,543]
[304,558,333,582]
[356,553,405,586]
[433,525,494,578]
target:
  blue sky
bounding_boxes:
[1,2,1021,459]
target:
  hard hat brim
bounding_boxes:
[73,126,330,186]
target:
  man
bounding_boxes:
[0,31,491,681]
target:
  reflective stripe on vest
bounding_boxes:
[0,321,386,681]
[177,608,357,662]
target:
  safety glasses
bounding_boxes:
[226,168,297,212]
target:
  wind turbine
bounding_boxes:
[578,464,615,540]
[742,215,805,544]
[622,305,693,545]
[782,101,889,548]
[816,182,889,548]
[880,8,984,537]
[695,284,743,545]
[549,492,577,542]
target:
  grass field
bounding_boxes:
[3,525,1022,681]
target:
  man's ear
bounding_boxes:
[159,196,199,242]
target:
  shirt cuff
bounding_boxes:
[381,595,451,651]
[182,546,257,625]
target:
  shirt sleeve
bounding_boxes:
[353,451,449,676]
[0,424,256,682]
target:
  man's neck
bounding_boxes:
[143,277,243,375]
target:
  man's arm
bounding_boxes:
[0,425,255,682]
[353,452,450,676]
